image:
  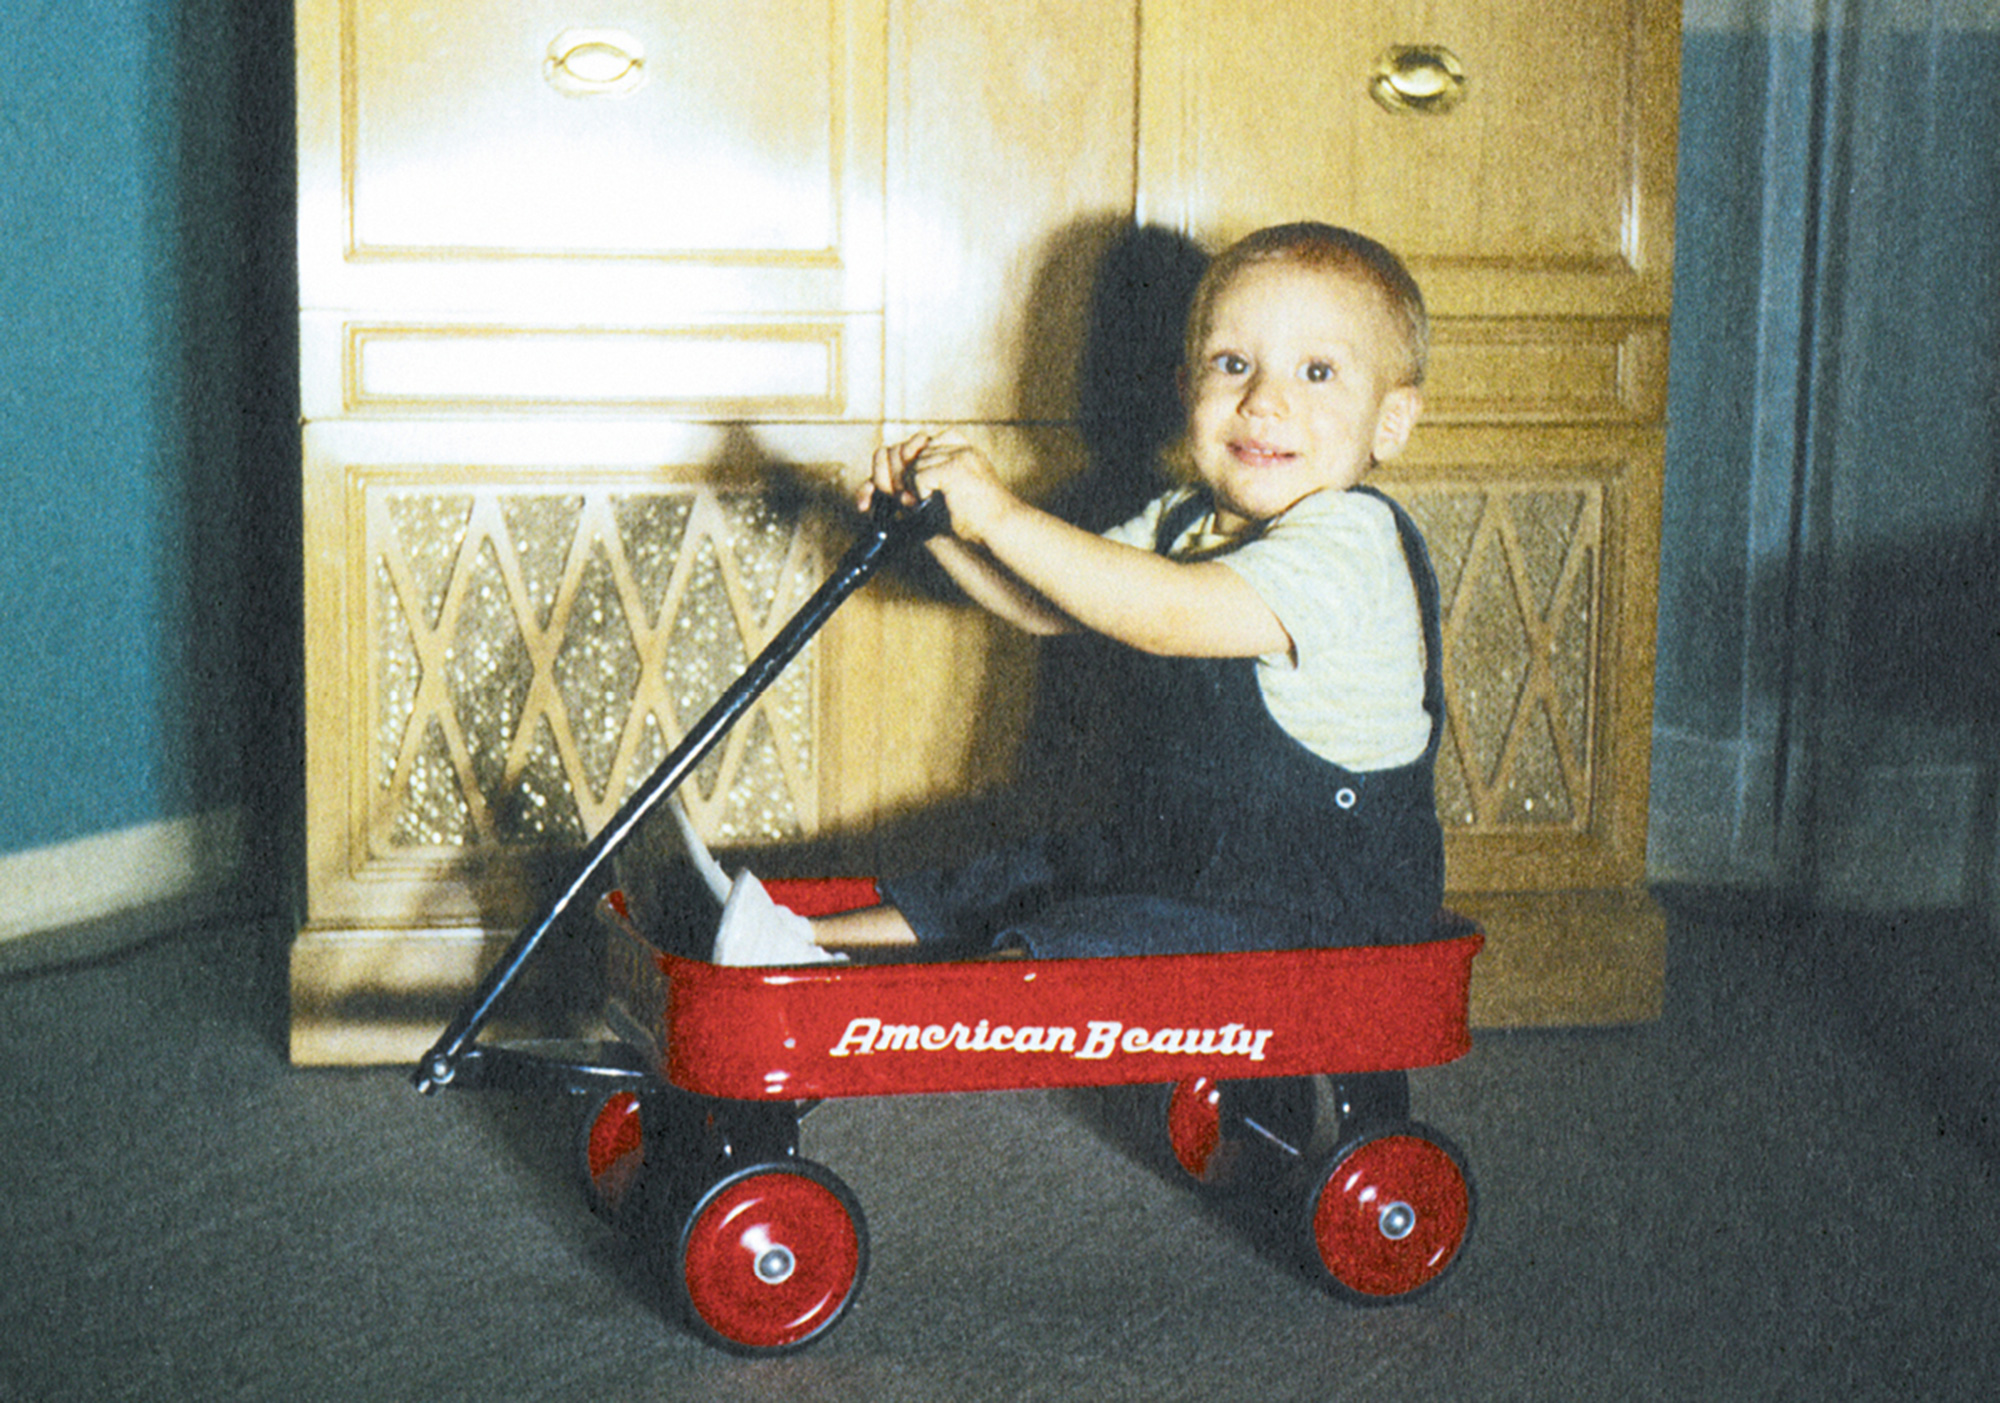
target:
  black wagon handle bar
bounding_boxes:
[413,490,950,1093]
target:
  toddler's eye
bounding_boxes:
[1303,360,1336,383]
[1210,352,1250,376]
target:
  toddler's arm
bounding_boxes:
[863,432,1289,659]
[861,433,1072,635]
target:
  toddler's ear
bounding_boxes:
[1372,385,1424,462]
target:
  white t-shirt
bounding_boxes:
[1102,486,1430,771]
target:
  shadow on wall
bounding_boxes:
[1832,529,2000,730]
[870,221,1212,862]
[214,0,302,1055]
[1015,224,1211,836]
[1837,527,1999,914]
[1755,516,2000,916]
[1065,223,1212,531]
[595,222,1215,889]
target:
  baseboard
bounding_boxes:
[1649,730,1995,912]
[0,808,248,948]
[1645,729,1782,889]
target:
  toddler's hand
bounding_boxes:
[858,431,934,515]
[860,431,1014,546]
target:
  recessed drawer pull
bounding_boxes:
[1369,45,1468,115]
[544,29,649,97]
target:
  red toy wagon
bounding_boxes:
[414,496,1483,1354]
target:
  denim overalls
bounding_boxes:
[881,486,1447,957]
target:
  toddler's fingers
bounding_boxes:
[860,446,891,509]
[867,434,932,508]
[869,441,896,481]
[870,442,909,497]
[896,433,935,489]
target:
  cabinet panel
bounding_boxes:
[1425,319,1667,425]
[298,0,888,321]
[302,420,880,929]
[347,6,836,258]
[1139,0,1678,317]
[300,313,881,420]
[1379,424,1661,894]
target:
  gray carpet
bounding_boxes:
[3,896,1995,1401]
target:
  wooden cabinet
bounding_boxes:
[292,0,1677,1062]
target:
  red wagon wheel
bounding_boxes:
[675,1161,867,1354]
[1304,1126,1473,1302]
[1164,1075,1316,1192]
[578,1089,647,1220]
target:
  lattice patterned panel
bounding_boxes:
[1400,483,1602,833]
[366,483,823,858]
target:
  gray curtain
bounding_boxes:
[1652,0,2000,915]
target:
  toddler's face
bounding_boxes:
[1184,260,1421,533]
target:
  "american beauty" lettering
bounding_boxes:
[827,1018,1275,1062]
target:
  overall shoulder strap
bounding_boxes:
[1153,489,1214,556]
[1350,485,1448,762]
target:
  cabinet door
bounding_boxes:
[297,0,888,418]
[300,0,888,316]
[1138,0,1678,317]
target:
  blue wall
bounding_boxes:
[0,0,296,859]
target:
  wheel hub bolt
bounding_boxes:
[755,1245,797,1284]
[1378,1201,1417,1241]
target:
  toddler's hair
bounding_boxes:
[1184,222,1428,388]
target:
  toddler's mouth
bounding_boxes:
[1229,440,1296,468]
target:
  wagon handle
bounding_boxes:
[413,489,950,1093]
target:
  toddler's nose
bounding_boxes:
[1239,368,1288,418]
